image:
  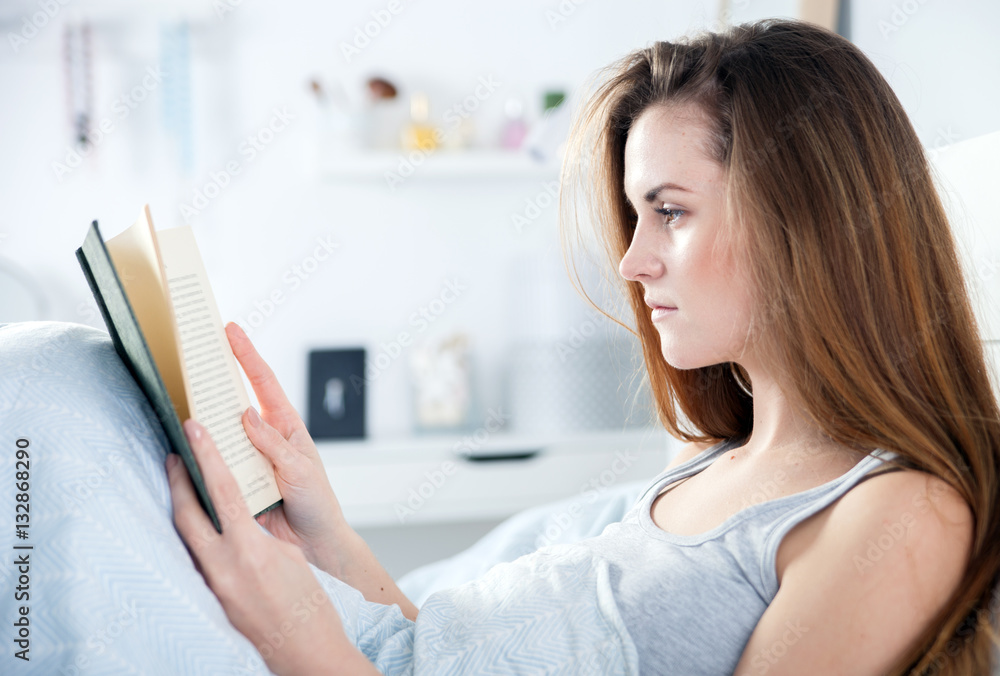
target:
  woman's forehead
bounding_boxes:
[624,106,724,200]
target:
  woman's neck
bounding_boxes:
[733,364,861,466]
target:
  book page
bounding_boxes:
[155,225,282,515]
[104,206,191,422]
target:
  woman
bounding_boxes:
[168,18,1000,675]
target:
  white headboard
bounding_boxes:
[931,129,1000,395]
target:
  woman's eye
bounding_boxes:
[655,206,685,226]
[627,206,685,230]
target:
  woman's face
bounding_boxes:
[619,103,753,370]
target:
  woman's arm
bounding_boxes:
[225,322,419,621]
[167,418,382,675]
[732,470,972,675]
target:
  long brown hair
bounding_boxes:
[560,18,1000,675]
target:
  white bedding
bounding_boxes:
[0,321,642,675]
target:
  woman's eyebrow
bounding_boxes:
[624,182,693,207]
[645,182,693,200]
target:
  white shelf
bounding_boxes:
[319,427,679,528]
[319,149,561,180]
[317,427,667,461]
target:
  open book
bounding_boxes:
[76,205,282,532]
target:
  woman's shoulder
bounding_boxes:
[741,462,974,675]
[839,461,972,530]
[802,461,973,586]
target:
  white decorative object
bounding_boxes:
[410,333,473,432]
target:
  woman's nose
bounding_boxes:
[618,221,664,282]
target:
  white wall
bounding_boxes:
[2,0,998,441]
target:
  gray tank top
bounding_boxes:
[579,437,901,675]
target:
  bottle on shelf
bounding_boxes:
[401,92,438,152]
[524,88,570,163]
[499,98,529,150]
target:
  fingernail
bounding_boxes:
[247,406,262,428]
[184,419,203,443]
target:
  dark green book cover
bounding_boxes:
[76,220,224,532]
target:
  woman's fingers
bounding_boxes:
[167,452,209,538]
[166,451,223,562]
[240,405,347,563]
[165,420,358,673]
[242,406,313,479]
[225,323,301,435]
[182,418,253,537]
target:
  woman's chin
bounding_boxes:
[658,344,726,372]
[659,352,705,371]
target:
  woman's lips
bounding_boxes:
[651,306,677,321]
[644,298,677,321]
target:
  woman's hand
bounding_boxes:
[167,418,379,675]
[225,322,352,574]
[225,323,419,621]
